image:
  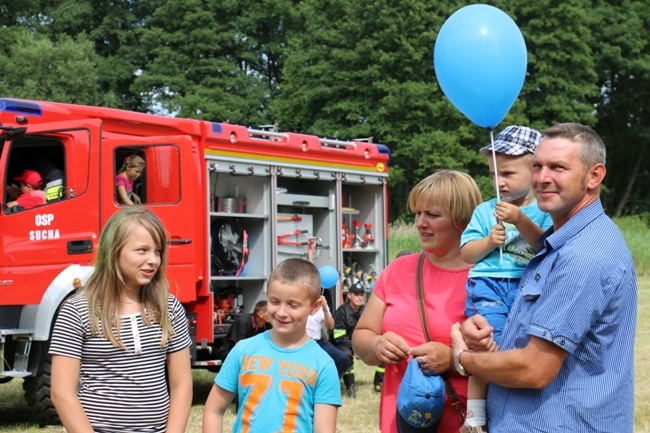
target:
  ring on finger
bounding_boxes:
[417,357,426,365]
[386,350,391,357]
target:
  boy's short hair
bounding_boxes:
[268,258,321,303]
[480,125,541,156]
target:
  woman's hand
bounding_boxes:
[373,331,411,364]
[410,341,453,375]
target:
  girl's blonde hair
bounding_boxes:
[118,154,146,174]
[407,170,482,232]
[84,207,173,348]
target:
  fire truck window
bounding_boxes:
[4,136,66,212]
[115,145,180,205]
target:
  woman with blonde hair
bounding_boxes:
[50,207,192,433]
[352,170,482,433]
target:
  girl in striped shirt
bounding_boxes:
[50,207,193,433]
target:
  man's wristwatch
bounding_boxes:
[454,349,470,377]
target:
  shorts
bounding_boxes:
[465,276,519,345]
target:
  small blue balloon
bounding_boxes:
[318,265,339,289]
[433,4,527,129]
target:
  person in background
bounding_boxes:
[458,125,552,432]
[49,207,193,433]
[33,159,65,202]
[454,123,637,433]
[306,294,350,378]
[217,300,271,361]
[332,282,367,398]
[116,154,145,205]
[202,258,341,433]
[352,170,482,433]
[6,169,46,210]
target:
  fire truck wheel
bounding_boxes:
[22,341,60,426]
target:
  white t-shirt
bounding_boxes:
[306,308,325,340]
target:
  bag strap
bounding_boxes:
[416,252,466,424]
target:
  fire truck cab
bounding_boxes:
[0,98,389,424]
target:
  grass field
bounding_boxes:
[1,217,648,432]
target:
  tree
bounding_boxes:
[0,29,101,104]
[505,0,598,128]
[133,0,298,123]
[32,0,163,110]
[590,0,650,217]
[273,0,492,221]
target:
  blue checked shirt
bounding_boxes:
[487,200,637,433]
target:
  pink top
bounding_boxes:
[16,190,46,209]
[115,172,134,204]
[373,253,470,433]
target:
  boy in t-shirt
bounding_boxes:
[6,169,46,210]
[203,258,342,433]
[459,125,552,432]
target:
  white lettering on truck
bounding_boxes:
[30,213,60,240]
[35,214,55,226]
[29,230,61,240]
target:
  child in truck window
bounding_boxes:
[202,258,342,433]
[6,169,46,210]
[116,154,145,205]
[49,207,193,433]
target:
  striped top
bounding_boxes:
[487,200,637,432]
[49,293,192,433]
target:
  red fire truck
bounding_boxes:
[0,98,389,424]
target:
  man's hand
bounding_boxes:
[460,315,497,352]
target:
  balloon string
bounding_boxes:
[489,130,503,262]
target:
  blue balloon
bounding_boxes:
[433,5,527,129]
[318,265,339,289]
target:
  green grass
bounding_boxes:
[635,275,650,432]
[387,222,421,261]
[615,215,650,276]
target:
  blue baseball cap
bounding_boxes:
[396,358,446,432]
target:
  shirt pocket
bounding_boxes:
[521,282,541,301]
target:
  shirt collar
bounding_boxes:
[542,200,605,251]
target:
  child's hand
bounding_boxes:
[489,223,506,247]
[494,201,522,224]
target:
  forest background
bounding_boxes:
[1,0,648,222]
